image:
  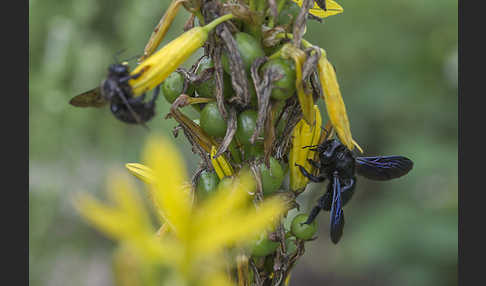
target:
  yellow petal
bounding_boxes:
[74,176,177,263]
[106,173,154,232]
[289,105,322,191]
[139,0,185,62]
[292,0,344,18]
[211,146,234,179]
[200,271,235,286]
[193,196,285,257]
[280,43,314,125]
[317,51,354,150]
[125,163,156,185]
[194,173,255,231]
[143,135,192,240]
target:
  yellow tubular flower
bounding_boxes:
[139,0,185,62]
[130,14,234,96]
[317,49,355,150]
[280,43,315,125]
[289,105,322,191]
[292,0,344,18]
[211,146,234,180]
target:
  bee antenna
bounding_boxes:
[113,49,127,63]
[123,54,142,63]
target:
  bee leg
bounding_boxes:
[150,85,160,104]
[322,183,333,211]
[295,163,326,183]
[340,177,356,207]
[302,144,319,149]
[302,191,331,225]
[307,158,321,169]
[129,93,146,104]
[118,72,143,83]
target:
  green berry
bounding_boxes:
[260,58,296,100]
[161,71,194,104]
[251,232,279,257]
[259,157,285,196]
[221,32,265,74]
[194,56,234,98]
[200,101,227,138]
[236,109,258,146]
[196,170,220,202]
[291,214,318,240]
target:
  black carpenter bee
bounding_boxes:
[295,139,414,244]
[69,62,159,128]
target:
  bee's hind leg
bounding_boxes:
[148,85,160,106]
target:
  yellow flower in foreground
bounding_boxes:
[76,135,286,286]
[292,0,344,18]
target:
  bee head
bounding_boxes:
[318,139,345,164]
[108,63,130,75]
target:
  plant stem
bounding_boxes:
[202,13,235,32]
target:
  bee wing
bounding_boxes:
[69,87,107,108]
[355,156,413,181]
[330,174,344,244]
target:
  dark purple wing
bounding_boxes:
[355,156,413,181]
[69,87,107,108]
[330,174,344,244]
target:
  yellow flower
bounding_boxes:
[289,105,322,191]
[139,0,186,62]
[317,49,355,150]
[210,146,234,180]
[280,43,315,125]
[129,14,234,96]
[76,135,286,285]
[292,0,344,18]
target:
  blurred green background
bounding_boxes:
[29,0,457,285]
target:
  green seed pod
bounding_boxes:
[291,214,318,240]
[196,170,220,202]
[194,56,234,98]
[236,109,258,146]
[200,101,227,138]
[221,32,265,74]
[259,157,285,196]
[161,71,194,104]
[260,58,296,100]
[251,232,279,257]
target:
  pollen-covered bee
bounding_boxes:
[69,62,159,127]
[295,139,413,244]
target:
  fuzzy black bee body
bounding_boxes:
[296,139,413,244]
[69,63,158,127]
